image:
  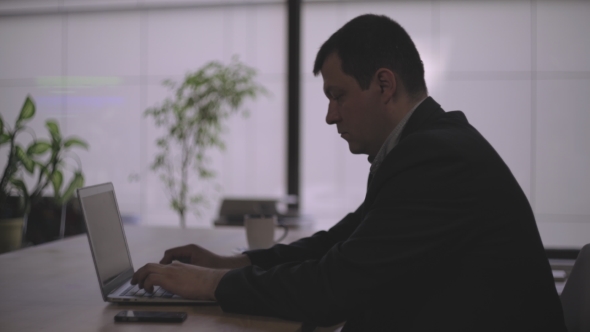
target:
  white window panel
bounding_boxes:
[222,6,259,67]
[537,1,590,72]
[0,15,62,80]
[535,79,590,216]
[536,215,590,248]
[220,3,286,76]
[146,7,225,77]
[218,76,286,199]
[254,4,286,76]
[65,85,142,218]
[440,1,531,72]
[67,11,141,77]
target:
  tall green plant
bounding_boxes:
[0,97,36,216]
[145,57,266,228]
[0,96,87,217]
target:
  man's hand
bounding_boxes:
[131,261,228,301]
[159,244,251,269]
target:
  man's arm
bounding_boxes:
[130,202,364,298]
[158,244,252,269]
[244,204,364,269]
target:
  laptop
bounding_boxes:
[77,182,215,304]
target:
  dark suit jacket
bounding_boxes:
[215,97,566,331]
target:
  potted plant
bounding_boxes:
[145,57,266,228]
[0,96,87,253]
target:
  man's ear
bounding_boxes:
[375,68,397,102]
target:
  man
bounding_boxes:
[132,14,566,331]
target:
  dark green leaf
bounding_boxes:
[16,96,35,125]
[0,133,9,145]
[60,172,84,204]
[45,120,61,142]
[27,141,51,155]
[63,137,88,149]
[16,146,35,174]
[0,115,4,135]
[35,161,49,178]
[51,170,63,196]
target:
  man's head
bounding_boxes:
[313,14,427,98]
[313,14,428,158]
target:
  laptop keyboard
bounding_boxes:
[121,284,175,298]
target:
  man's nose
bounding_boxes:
[325,102,341,125]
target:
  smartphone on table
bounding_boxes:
[114,310,187,323]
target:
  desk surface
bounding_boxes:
[0,225,314,332]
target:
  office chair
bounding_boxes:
[560,243,590,332]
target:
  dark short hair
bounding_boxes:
[313,14,427,97]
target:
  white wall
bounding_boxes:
[1,0,589,247]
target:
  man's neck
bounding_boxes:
[368,95,428,164]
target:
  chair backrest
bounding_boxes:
[560,243,590,332]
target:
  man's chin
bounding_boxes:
[347,143,365,155]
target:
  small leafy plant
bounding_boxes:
[145,57,266,228]
[0,96,87,217]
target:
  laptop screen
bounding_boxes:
[81,190,132,285]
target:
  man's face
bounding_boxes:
[320,53,389,158]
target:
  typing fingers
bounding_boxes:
[134,262,225,300]
[143,263,187,294]
[142,273,167,294]
[131,263,166,288]
[160,247,182,264]
[159,245,192,264]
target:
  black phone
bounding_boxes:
[114,310,187,323]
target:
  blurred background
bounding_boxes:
[1,0,589,247]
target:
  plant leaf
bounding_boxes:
[0,115,4,135]
[9,178,29,198]
[60,172,84,204]
[63,137,88,149]
[27,141,51,155]
[16,145,35,174]
[45,120,61,142]
[16,96,35,125]
[0,133,9,145]
[51,170,63,196]
[34,161,49,177]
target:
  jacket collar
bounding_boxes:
[364,97,445,200]
[398,96,444,143]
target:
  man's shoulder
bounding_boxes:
[399,111,481,150]
[382,109,500,176]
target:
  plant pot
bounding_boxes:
[24,197,85,245]
[0,217,24,254]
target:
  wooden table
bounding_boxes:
[0,225,316,331]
